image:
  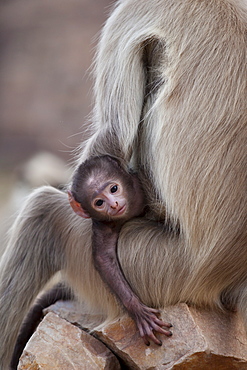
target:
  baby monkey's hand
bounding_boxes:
[127,299,173,346]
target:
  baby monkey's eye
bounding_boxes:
[95,199,104,207]
[111,185,118,193]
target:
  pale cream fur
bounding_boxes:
[0,0,247,368]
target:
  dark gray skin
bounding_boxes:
[69,155,173,346]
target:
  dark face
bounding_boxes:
[85,175,132,221]
[70,156,144,222]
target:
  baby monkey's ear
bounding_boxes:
[68,190,91,219]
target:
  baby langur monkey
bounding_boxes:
[68,155,173,346]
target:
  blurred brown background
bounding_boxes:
[0,0,111,245]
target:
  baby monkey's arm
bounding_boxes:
[92,220,172,346]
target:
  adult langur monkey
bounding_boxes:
[1,0,247,367]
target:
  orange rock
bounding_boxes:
[19,302,247,369]
[94,304,247,369]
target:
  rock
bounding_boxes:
[18,302,247,369]
[18,312,120,370]
[94,303,247,369]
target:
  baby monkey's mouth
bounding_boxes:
[114,204,126,216]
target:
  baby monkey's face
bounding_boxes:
[68,158,144,223]
[90,178,128,219]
